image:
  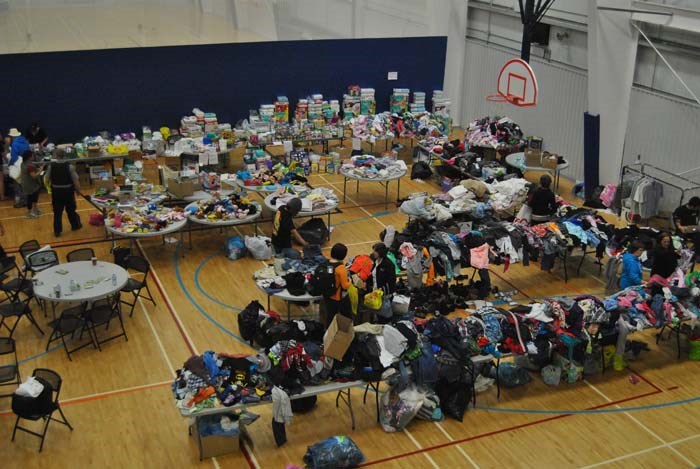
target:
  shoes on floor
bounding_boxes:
[71,223,83,231]
[25,212,38,219]
[13,202,26,208]
[54,232,61,237]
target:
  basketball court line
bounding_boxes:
[0,207,93,221]
[579,433,700,468]
[584,380,696,467]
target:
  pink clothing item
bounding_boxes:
[470,243,490,269]
[617,297,633,308]
[399,242,417,259]
[599,184,617,208]
[648,274,670,288]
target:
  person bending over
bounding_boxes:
[271,197,308,255]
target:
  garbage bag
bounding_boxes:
[491,362,532,388]
[436,377,470,422]
[411,161,432,180]
[297,218,329,245]
[225,235,247,260]
[303,435,365,469]
[245,236,273,260]
[399,196,434,219]
[379,384,425,432]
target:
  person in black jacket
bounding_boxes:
[529,174,556,217]
[370,242,396,295]
[45,148,82,237]
[650,232,680,279]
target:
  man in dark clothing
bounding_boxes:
[271,197,307,254]
[673,196,700,258]
[45,148,82,237]
[529,174,556,217]
[25,123,48,146]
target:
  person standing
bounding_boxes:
[620,241,644,289]
[650,232,679,279]
[8,128,29,208]
[323,243,352,326]
[45,148,82,237]
[271,197,308,254]
[19,150,43,218]
[24,122,48,147]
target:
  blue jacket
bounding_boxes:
[10,136,30,165]
[620,252,642,289]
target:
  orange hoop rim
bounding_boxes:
[486,93,509,102]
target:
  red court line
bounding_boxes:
[136,243,196,356]
[628,366,664,393]
[5,235,107,253]
[359,388,663,467]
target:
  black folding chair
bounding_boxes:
[46,304,93,361]
[84,294,128,351]
[12,368,73,452]
[26,250,59,276]
[120,256,156,317]
[0,257,33,305]
[18,240,40,266]
[66,248,95,263]
[0,337,21,398]
[0,288,44,337]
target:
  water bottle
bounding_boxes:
[54,284,61,299]
[112,273,117,286]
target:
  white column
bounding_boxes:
[441,0,469,126]
[587,0,639,185]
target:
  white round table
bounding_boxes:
[90,189,167,210]
[340,167,407,210]
[105,215,188,255]
[256,283,322,321]
[505,152,569,191]
[185,201,262,248]
[33,261,129,303]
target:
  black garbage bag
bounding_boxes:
[436,376,471,422]
[284,272,307,296]
[298,218,329,245]
[238,300,265,342]
[411,161,432,180]
[303,435,365,469]
[291,395,317,413]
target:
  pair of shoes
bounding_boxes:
[25,212,38,219]
[54,232,62,237]
[13,202,26,208]
[34,209,42,215]
[71,223,83,231]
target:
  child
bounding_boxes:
[324,243,352,326]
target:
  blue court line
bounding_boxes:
[194,256,241,312]
[18,343,65,364]
[475,396,700,415]
[172,246,250,346]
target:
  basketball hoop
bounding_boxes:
[485,93,523,105]
[485,59,538,107]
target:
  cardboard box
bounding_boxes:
[94,178,114,192]
[525,149,542,167]
[527,136,543,151]
[541,152,558,169]
[323,314,355,360]
[192,421,246,459]
[78,173,91,187]
[168,179,197,199]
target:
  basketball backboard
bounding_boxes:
[487,58,538,107]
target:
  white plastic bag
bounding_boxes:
[392,294,411,314]
[9,157,22,181]
[245,236,272,260]
[516,203,532,222]
[15,376,44,398]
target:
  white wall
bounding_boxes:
[462,40,587,181]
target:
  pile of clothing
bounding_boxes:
[91,183,167,209]
[465,116,526,151]
[272,187,339,212]
[104,206,186,233]
[185,194,259,221]
[236,165,308,190]
[348,111,450,141]
[340,156,407,179]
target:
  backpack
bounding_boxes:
[412,343,439,388]
[9,157,23,181]
[307,262,340,297]
[238,300,265,342]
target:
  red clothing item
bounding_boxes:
[349,255,373,281]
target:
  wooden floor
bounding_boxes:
[2,146,699,469]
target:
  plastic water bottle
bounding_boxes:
[111,273,117,286]
[54,284,61,298]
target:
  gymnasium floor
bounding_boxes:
[2,153,700,468]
